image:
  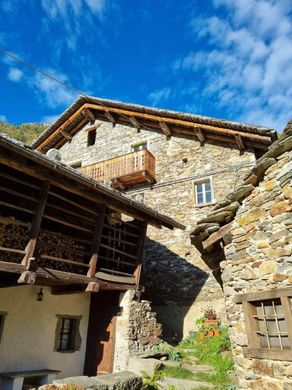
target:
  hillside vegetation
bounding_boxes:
[0,121,46,145]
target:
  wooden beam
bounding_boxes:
[82,108,96,121]
[85,123,100,132]
[35,103,273,152]
[60,129,73,141]
[134,221,148,288]
[54,118,88,149]
[202,222,234,249]
[18,181,50,284]
[159,121,172,138]
[85,204,106,292]
[129,116,141,132]
[104,110,115,124]
[234,287,292,304]
[194,127,205,144]
[235,134,245,152]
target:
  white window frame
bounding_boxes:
[131,140,147,153]
[193,178,214,206]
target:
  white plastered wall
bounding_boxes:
[0,285,90,378]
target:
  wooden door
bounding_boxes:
[84,291,120,375]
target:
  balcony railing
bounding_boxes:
[80,149,156,189]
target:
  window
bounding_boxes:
[87,129,96,146]
[0,312,7,342]
[236,288,292,361]
[55,315,82,352]
[194,179,214,205]
[131,141,147,152]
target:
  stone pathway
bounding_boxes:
[158,376,214,389]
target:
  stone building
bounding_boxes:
[191,120,292,389]
[32,96,276,339]
[0,133,180,387]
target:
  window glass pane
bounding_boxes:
[197,193,204,204]
[205,191,212,203]
[196,183,203,193]
[205,181,211,191]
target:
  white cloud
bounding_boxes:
[7,67,23,82]
[148,88,172,106]
[41,114,60,123]
[0,114,7,122]
[29,69,77,108]
[175,0,292,130]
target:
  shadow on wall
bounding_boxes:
[141,238,209,342]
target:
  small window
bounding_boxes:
[87,129,96,147]
[0,312,7,342]
[194,179,213,205]
[236,288,292,361]
[131,141,147,153]
[55,315,82,353]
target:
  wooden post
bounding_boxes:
[86,204,106,292]
[134,221,148,288]
[18,181,50,284]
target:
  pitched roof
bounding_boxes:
[0,132,185,230]
[190,119,292,278]
[32,95,277,153]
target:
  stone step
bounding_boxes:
[181,363,215,374]
[158,377,215,389]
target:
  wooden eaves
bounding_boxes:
[32,96,277,154]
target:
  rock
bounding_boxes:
[237,208,265,225]
[127,356,163,376]
[270,201,291,217]
[259,261,277,276]
[227,184,254,202]
[191,223,220,235]
[158,377,214,389]
[199,210,234,224]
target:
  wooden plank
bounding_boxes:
[99,243,137,260]
[21,181,50,269]
[235,134,245,152]
[243,347,292,361]
[0,247,26,255]
[0,261,25,273]
[159,121,172,138]
[242,301,260,348]
[48,190,98,216]
[281,296,292,348]
[129,116,141,131]
[104,110,115,124]
[35,267,92,284]
[98,255,136,267]
[35,103,272,151]
[46,202,97,225]
[103,224,139,238]
[0,201,34,214]
[43,214,93,233]
[203,222,234,249]
[0,170,41,190]
[100,267,133,277]
[134,221,147,287]
[82,108,96,121]
[194,127,205,144]
[234,287,292,304]
[0,186,38,202]
[60,129,73,140]
[101,235,137,247]
[95,271,136,285]
[85,123,100,132]
[41,255,89,268]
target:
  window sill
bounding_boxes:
[194,201,216,208]
[243,347,292,361]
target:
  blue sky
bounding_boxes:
[0,0,291,130]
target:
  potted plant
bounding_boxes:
[203,308,219,328]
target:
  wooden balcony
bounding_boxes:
[80,149,156,190]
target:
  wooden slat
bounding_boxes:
[0,186,38,203]
[46,202,96,225]
[203,222,234,249]
[95,271,135,285]
[235,287,292,304]
[103,224,139,238]
[194,127,205,144]
[0,261,25,273]
[48,190,98,216]
[134,221,147,287]
[41,255,89,268]
[0,170,41,190]
[101,235,137,247]
[43,214,93,233]
[281,296,292,348]
[98,255,136,267]
[0,201,34,214]
[99,243,137,260]
[0,247,26,254]
[100,267,133,277]
[243,347,292,361]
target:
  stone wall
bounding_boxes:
[222,149,292,389]
[60,119,256,338]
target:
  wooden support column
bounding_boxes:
[129,116,141,132]
[86,204,106,293]
[134,221,148,289]
[159,121,172,139]
[82,108,96,122]
[60,129,73,141]
[235,134,245,153]
[194,127,205,145]
[104,110,116,125]
[18,181,50,284]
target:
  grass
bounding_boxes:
[160,365,194,380]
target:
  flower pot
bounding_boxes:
[208,329,214,336]
[214,328,220,337]
[199,332,205,341]
[204,319,219,327]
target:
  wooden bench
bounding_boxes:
[0,369,60,390]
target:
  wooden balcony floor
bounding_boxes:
[111,170,156,190]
